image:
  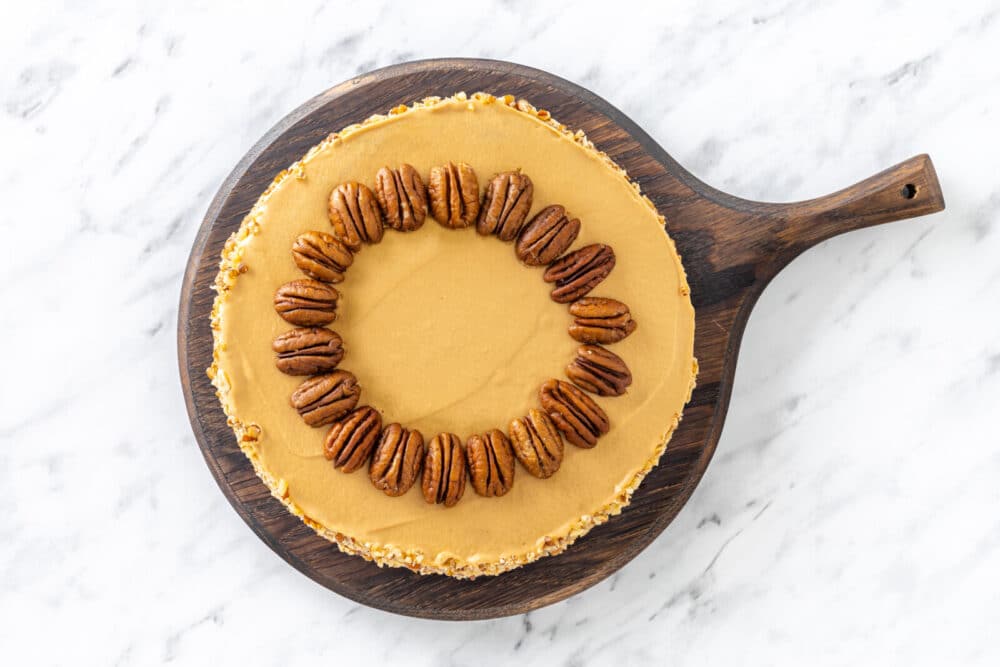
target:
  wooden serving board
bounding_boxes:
[177,59,944,620]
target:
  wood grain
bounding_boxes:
[177,59,944,620]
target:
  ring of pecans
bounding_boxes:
[269,163,639,508]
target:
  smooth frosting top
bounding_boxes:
[213,95,696,570]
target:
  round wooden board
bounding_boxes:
[178,59,944,619]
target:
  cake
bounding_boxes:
[209,92,697,578]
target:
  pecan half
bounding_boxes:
[466,429,516,497]
[323,406,382,472]
[543,244,615,303]
[566,344,632,396]
[477,171,533,241]
[369,424,425,496]
[539,379,610,448]
[291,230,353,283]
[289,370,360,427]
[568,297,637,344]
[508,409,564,478]
[515,205,580,266]
[428,162,479,228]
[274,279,338,326]
[272,327,344,376]
[328,181,384,249]
[375,164,428,232]
[422,433,467,507]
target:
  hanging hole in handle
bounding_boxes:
[901,183,918,199]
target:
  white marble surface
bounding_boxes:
[3,0,999,664]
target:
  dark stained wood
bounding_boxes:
[177,59,945,620]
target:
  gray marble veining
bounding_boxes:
[2,0,998,664]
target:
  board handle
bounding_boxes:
[768,154,945,269]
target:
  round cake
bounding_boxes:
[209,92,697,578]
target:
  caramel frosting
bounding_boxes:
[209,93,697,577]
